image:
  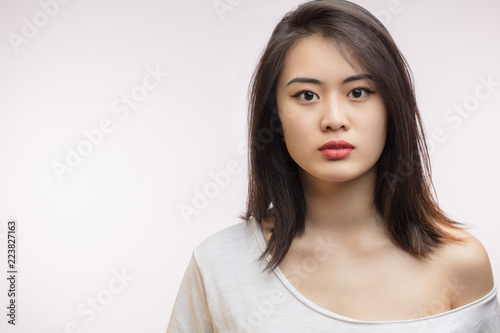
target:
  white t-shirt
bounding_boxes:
[167,217,500,332]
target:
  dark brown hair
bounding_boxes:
[241,0,464,273]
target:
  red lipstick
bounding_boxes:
[318,140,354,159]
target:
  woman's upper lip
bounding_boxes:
[318,140,355,150]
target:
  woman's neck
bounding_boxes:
[299,165,385,240]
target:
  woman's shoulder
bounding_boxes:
[434,225,495,308]
[192,219,258,264]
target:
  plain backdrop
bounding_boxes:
[0,0,499,332]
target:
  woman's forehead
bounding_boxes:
[278,35,367,88]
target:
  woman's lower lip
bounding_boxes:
[319,148,353,159]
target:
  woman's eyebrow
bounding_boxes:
[286,73,373,87]
[343,73,373,84]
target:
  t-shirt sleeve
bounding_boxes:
[459,289,500,332]
[166,253,214,333]
[477,295,500,332]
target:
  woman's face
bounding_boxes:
[276,34,387,184]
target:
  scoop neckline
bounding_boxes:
[250,216,498,324]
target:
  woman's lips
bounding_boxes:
[318,140,354,159]
[319,148,353,159]
[318,140,354,150]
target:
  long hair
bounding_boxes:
[241,0,464,273]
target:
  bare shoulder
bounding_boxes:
[435,225,495,308]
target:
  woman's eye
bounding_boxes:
[292,90,319,102]
[347,88,374,100]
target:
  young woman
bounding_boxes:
[167,1,500,331]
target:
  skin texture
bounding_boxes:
[277,34,386,240]
[261,34,495,321]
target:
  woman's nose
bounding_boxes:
[320,97,350,132]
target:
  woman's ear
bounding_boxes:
[270,105,284,137]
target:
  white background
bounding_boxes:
[0,0,499,332]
